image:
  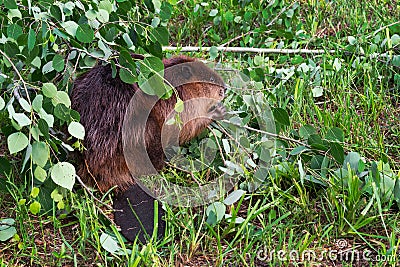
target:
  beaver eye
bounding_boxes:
[210,77,215,82]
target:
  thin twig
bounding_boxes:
[220,30,256,47]
[219,119,310,148]
[75,174,119,212]
[0,49,31,105]
[207,125,226,162]
[165,162,202,187]
[214,121,253,160]
[163,46,337,54]
[84,160,102,192]
[368,20,400,38]
[221,3,290,47]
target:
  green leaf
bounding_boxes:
[392,56,400,67]
[32,141,49,167]
[0,225,16,242]
[139,56,164,78]
[152,0,162,12]
[333,58,342,71]
[31,57,41,68]
[34,166,47,182]
[290,145,309,155]
[151,27,169,45]
[29,201,41,215]
[38,118,50,140]
[160,2,172,19]
[51,91,71,107]
[119,68,136,84]
[119,49,136,67]
[206,210,217,225]
[329,142,344,164]
[209,9,218,17]
[42,83,57,98]
[97,9,109,23]
[61,21,79,36]
[100,233,124,255]
[99,0,113,13]
[42,61,54,74]
[30,187,40,198]
[174,99,184,113]
[0,219,15,231]
[343,152,361,172]
[391,34,400,46]
[68,121,85,140]
[308,134,328,150]
[70,110,81,121]
[312,86,324,98]
[0,96,6,110]
[223,190,245,205]
[206,202,225,223]
[85,9,97,20]
[253,55,264,66]
[4,0,17,9]
[225,11,234,21]
[151,17,160,27]
[18,98,31,112]
[76,24,94,43]
[111,60,117,78]
[7,132,29,154]
[299,124,317,139]
[259,146,271,162]
[310,155,325,169]
[52,54,65,72]
[7,24,23,40]
[7,8,21,20]
[50,5,62,21]
[291,55,304,64]
[209,46,218,60]
[13,113,31,127]
[31,126,40,141]
[273,108,290,126]
[222,139,230,154]
[54,103,70,121]
[51,189,63,202]
[22,144,32,171]
[38,109,53,128]
[165,118,175,125]
[325,127,344,142]
[348,36,356,45]
[4,42,19,58]
[394,178,400,204]
[51,162,76,190]
[32,95,43,112]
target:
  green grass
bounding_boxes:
[1,0,400,266]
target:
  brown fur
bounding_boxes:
[71,56,225,192]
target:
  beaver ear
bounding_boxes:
[181,65,192,80]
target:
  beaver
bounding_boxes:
[71,55,226,242]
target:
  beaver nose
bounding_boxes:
[219,87,225,97]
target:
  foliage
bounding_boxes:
[0,0,399,266]
[0,0,172,214]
